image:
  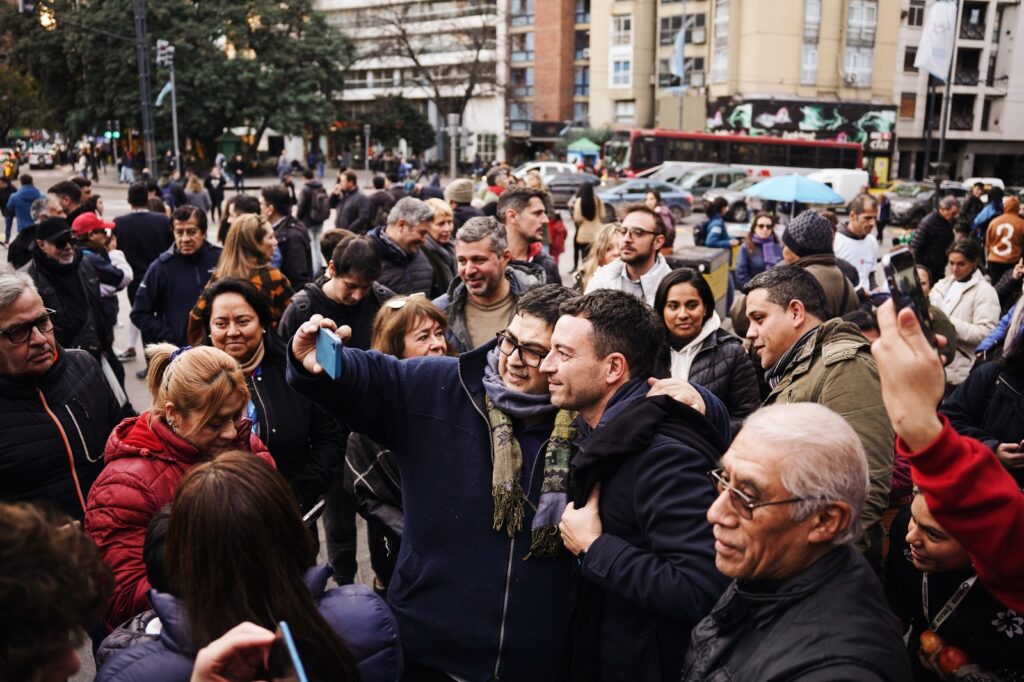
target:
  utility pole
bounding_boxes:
[363,124,371,173]
[132,0,157,169]
[156,39,181,175]
[448,113,461,180]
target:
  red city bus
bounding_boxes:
[603,129,864,177]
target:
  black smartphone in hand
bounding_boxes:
[882,248,937,348]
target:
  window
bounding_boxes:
[899,92,916,119]
[712,0,729,83]
[844,46,873,87]
[685,13,706,43]
[511,32,534,62]
[573,101,589,126]
[511,0,534,27]
[847,0,877,47]
[660,15,682,46]
[611,59,632,87]
[574,65,590,96]
[574,29,589,60]
[801,44,818,85]
[612,15,632,46]
[477,134,498,163]
[510,67,534,97]
[658,59,681,87]
[904,46,918,72]
[614,100,636,125]
[804,0,821,41]
[688,56,705,86]
[908,0,925,27]
[510,102,533,132]
[574,0,590,23]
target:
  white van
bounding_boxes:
[806,169,870,207]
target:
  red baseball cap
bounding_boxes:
[71,212,116,238]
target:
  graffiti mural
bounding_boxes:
[707,99,897,154]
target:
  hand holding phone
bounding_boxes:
[315,327,344,380]
[882,248,937,349]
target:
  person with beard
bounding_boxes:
[435,216,546,353]
[497,187,561,285]
[21,217,108,360]
[585,204,671,306]
[47,180,88,227]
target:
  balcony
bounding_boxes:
[950,112,975,130]
[960,22,985,40]
[510,85,534,97]
[509,119,531,133]
[511,14,534,27]
[955,68,980,85]
[511,50,534,63]
[573,84,589,96]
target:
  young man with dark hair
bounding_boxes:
[330,170,371,233]
[741,265,893,568]
[541,289,730,680]
[296,168,328,273]
[261,184,312,288]
[47,180,86,225]
[496,187,561,284]
[5,173,41,236]
[368,174,396,229]
[585,203,671,306]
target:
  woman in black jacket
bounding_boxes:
[940,332,1024,486]
[200,277,343,514]
[654,268,760,438]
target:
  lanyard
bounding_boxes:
[923,573,977,631]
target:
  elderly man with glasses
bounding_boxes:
[683,402,912,681]
[0,270,126,519]
[585,203,672,306]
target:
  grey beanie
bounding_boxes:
[781,210,835,257]
[444,178,474,205]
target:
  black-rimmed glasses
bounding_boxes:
[495,331,548,368]
[613,226,659,239]
[708,468,818,520]
[0,309,57,345]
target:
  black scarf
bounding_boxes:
[568,392,724,681]
[765,327,817,389]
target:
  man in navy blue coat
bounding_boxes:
[547,289,730,682]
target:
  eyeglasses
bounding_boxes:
[708,468,818,520]
[173,227,200,238]
[495,331,549,368]
[49,235,73,250]
[0,309,56,345]
[613,226,660,239]
[385,292,426,309]
[754,222,774,229]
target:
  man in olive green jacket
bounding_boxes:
[743,266,893,570]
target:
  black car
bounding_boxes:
[548,172,601,210]
[888,181,968,226]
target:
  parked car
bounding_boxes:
[677,166,749,204]
[807,168,870,208]
[548,172,601,210]
[888,181,968,226]
[511,161,577,184]
[27,145,55,169]
[597,179,693,223]
[636,161,711,184]
[704,176,764,223]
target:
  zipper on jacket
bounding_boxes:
[251,376,271,447]
[37,389,88,514]
[65,404,101,463]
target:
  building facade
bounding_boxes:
[316,0,507,164]
[588,0,659,129]
[893,0,1024,183]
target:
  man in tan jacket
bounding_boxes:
[742,265,893,571]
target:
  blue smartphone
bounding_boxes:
[315,327,344,380]
[269,621,309,682]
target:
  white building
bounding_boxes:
[893,0,1024,182]
[315,0,507,163]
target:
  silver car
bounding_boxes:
[704,176,764,223]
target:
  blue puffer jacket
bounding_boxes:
[95,565,402,682]
[287,340,575,681]
[129,242,221,346]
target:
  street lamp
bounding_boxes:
[363,124,371,173]
[447,113,461,180]
[155,39,181,175]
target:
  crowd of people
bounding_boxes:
[0,163,1021,682]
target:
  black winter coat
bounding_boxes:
[112,211,173,301]
[130,242,221,347]
[911,210,955,284]
[940,360,1024,486]
[683,546,912,681]
[0,348,127,518]
[273,215,312,289]
[332,188,371,232]
[23,249,108,357]
[247,349,345,512]
[369,226,438,296]
[662,329,761,438]
[452,203,484,230]
[570,380,730,682]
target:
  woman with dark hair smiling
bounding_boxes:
[96,452,402,682]
[653,268,759,436]
[200,277,342,517]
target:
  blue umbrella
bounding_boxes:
[742,173,845,205]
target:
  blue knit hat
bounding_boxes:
[781,210,835,257]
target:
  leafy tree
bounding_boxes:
[0,65,52,143]
[0,0,354,159]
[366,96,437,155]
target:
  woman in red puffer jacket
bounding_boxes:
[85,344,274,629]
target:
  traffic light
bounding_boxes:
[155,39,175,67]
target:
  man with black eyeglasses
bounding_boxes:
[287,284,585,681]
[130,206,221,351]
[0,270,125,519]
[585,203,672,306]
[21,217,108,361]
[683,403,911,681]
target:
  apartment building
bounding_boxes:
[316,0,506,163]
[588,0,659,129]
[653,0,711,131]
[893,0,1024,182]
